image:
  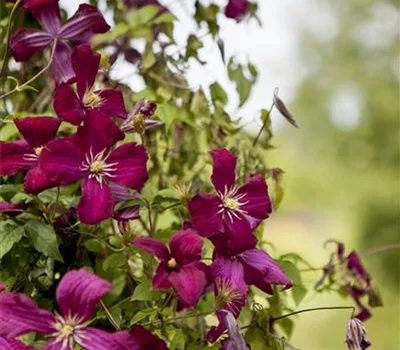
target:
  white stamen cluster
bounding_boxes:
[80,147,118,185]
[23,146,44,162]
[217,185,249,222]
[50,313,88,350]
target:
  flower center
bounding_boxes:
[132,114,145,134]
[51,313,87,349]
[34,146,44,156]
[60,324,74,337]
[167,257,177,269]
[217,186,249,222]
[223,197,240,210]
[83,88,104,109]
[80,148,118,185]
[215,278,243,314]
[90,160,106,174]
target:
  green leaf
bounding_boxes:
[103,253,126,271]
[244,327,269,350]
[24,220,63,262]
[280,261,308,306]
[209,82,228,106]
[0,221,24,259]
[126,5,160,28]
[130,308,156,324]
[153,12,176,24]
[83,238,105,253]
[132,279,152,301]
[228,58,256,106]
[170,328,186,350]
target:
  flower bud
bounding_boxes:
[345,317,371,350]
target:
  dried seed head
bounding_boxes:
[345,317,371,350]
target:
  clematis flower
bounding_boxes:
[131,229,209,308]
[0,117,61,194]
[224,0,249,21]
[109,182,141,222]
[207,257,248,343]
[54,44,126,126]
[40,110,148,224]
[0,268,139,349]
[121,98,161,134]
[317,241,382,321]
[189,149,272,255]
[129,325,168,350]
[10,0,110,84]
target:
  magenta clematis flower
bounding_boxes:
[129,325,168,350]
[131,229,209,308]
[0,202,27,217]
[121,98,161,134]
[109,182,140,222]
[10,0,110,84]
[318,241,382,321]
[54,44,126,126]
[0,269,139,350]
[0,117,61,194]
[189,149,272,255]
[224,0,249,21]
[39,110,148,224]
[207,257,248,343]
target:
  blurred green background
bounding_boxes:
[262,0,399,348]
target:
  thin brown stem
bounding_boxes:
[100,300,121,330]
[252,99,275,147]
[0,38,57,100]
[362,243,400,256]
[272,306,355,323]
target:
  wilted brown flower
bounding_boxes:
[345,317,371,350]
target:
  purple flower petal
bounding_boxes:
[347,252,370,283]
[211,256,247,316]
[207,311,227,343]
[96,89,127,119]
[0,140,35,176]
[168,261,208,308]
[39,139,86,185]
[131,237,169,261]
[113,206,140,221]
[30,1,61,36]
[56,269,112,322]
[51,41,75,85]
[0,292,55,337]
[0,203,26,217]
[210,149,237,194]
[71,44,100,99]
[53,83,85,125]
[14,117,61,148]
[130,325,167,350]
[153,263,171,289]
[107,143,148,190]
[77,178,114,224]
[24,165,58,194]
[42,342,64,350]
[79,328,137,350]
[169,229,203,265]
[73,110,124,154]
[23,0,58,9]
[58,4,110,42]
[224,0,249,20]
[223,214,257,255]
[189,193,223,237]
[236,174,272,220]
[10,29,52,61]
[109,182,139,201]
[0,336,36,350]
[239,248,292,291]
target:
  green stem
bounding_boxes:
[0,0,22,77]
[0,38,57,100]
[79,231,125,252]
[100,300,121,330]
[272,306,355,322]
[362,243,400,256]
[141,310,212,327]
